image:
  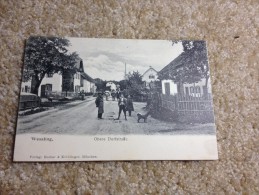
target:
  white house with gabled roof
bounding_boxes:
[21,58,96,97]
[142,66,159,89]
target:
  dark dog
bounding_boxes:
[137,111,150,123]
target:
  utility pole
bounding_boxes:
[124,63,127,80]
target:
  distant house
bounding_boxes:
[106,81,116,91]
[81,72,96,93]
[158,52,211,97]
[142,66,159,89]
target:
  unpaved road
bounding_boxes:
[17,97,216,135]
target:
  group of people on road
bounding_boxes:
[95,92,134,120]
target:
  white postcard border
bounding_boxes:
[13,134,218,161]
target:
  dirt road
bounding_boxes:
[17,97,216,135]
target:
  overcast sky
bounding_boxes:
[67,38,183,81]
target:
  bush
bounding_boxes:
[152,108,179,122]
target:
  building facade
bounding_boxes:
[158,49,211,97]
[106,81,117,91]
[142,66,159,89]
[81,72,96,93]
[21,59,96,97]
[161,78,211,97]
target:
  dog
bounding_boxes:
[137,111,150,123]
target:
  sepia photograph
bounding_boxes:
[13,37,218,161]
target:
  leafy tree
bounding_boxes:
[127,71,144,97]
[172,41,210,90]
[128,71,143,84]
[23,36,79,95]
[62,78,74,97]
[94,78,106,92]
[118,79,129,91]
[158,41,209,95]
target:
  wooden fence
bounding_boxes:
[19,93,41,110]
[160,93,214,123]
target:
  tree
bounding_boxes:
[128,71,143,84]
[94,78,106,92]
[23,36,79,95]
[62,78,74,97]
[118,79,128,91]
[127,71,144,97]
[162,41,210,96]
[172,41,209,87]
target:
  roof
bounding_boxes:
[75,58,84,73]
[142,67,158,76]
[158,51,190,80]
[81,72,94,82]
[75,58,95,82]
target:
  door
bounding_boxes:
[45,84,52,97]
[41,85,46,97]
[164,82,170,95]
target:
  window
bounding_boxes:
[47,73,53,78]
[149,74,155,79]
[190,87,194,93]
[75,73,80,79]
[75,85,80,93]
[24,86,31,93]
[45,84,52,91]
[190,86,201,94]
[195,86,201,93]
[203,86,208,95]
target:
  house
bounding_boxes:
[21,58,96,97]
[158,51,211,97]
[106,81,116,91]
[39,59,84,97]
[81,72,96,93]
[21,80,32,93]
[21,72,64,96]
[142,66,159,89]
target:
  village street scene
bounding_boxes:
[17,37,216,135]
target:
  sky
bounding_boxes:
[67,38,183,81]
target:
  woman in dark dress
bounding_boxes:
[126,95,134,116]
[95,93,104,119]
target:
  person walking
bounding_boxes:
[116,94,127,120]
[126,95,134,116]
[95,92,104,119]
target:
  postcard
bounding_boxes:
[13,37,218,161]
